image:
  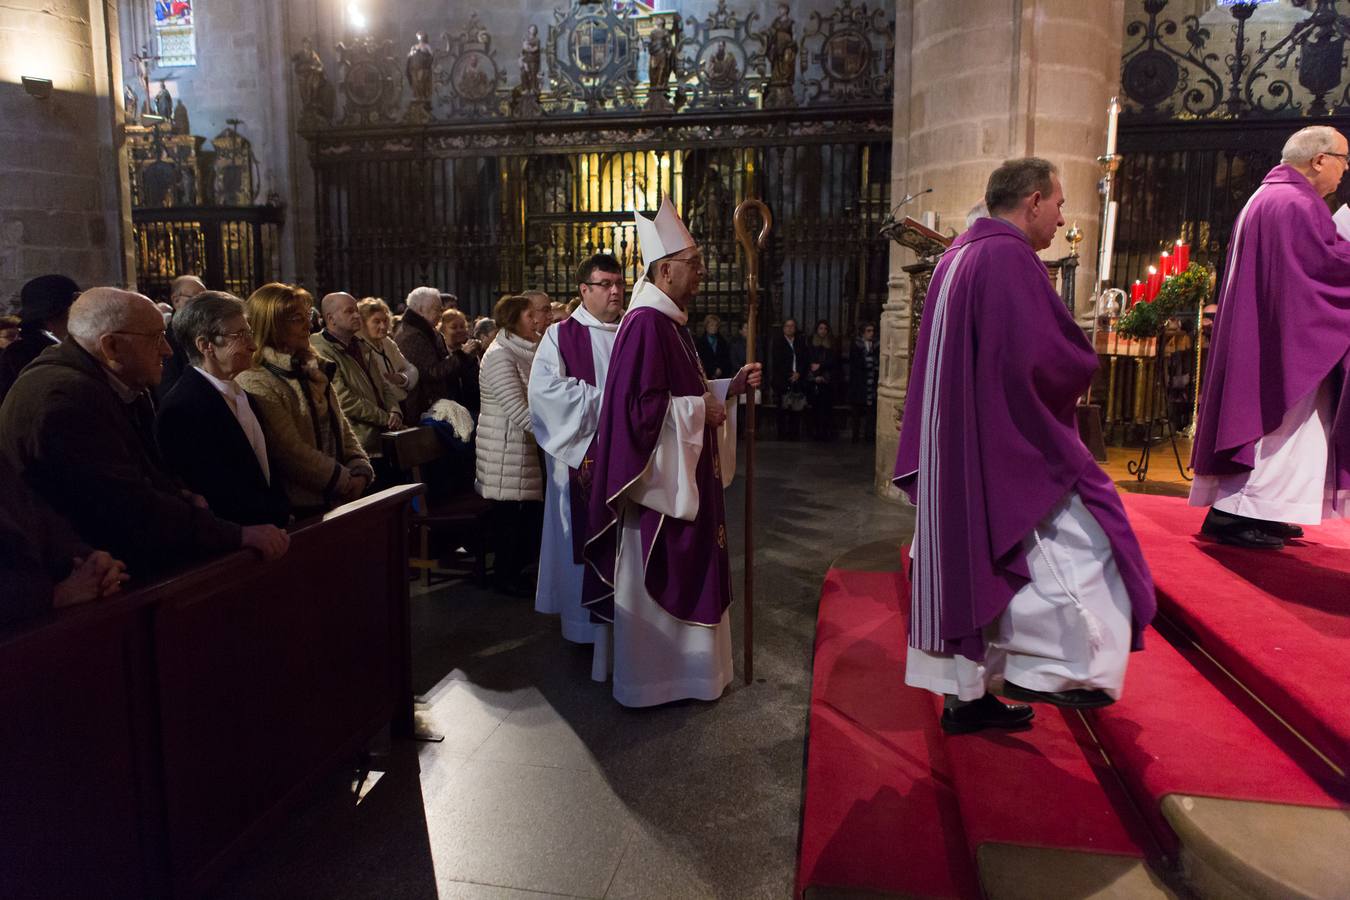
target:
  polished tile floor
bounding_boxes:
[209,438,912,900]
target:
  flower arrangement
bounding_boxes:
[1116,262,1211,340]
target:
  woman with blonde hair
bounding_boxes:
[437,307,482,417]
[357,297,418,402]
[476,293,544,594]
[236,282,374,517]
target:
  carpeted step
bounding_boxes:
[1084,621,1349,899]
[1121,493,1350,773]
[935,696,1172,899]
[797,568,980,900]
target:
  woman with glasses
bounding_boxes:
[155,291,291,527]
[236,283,374,518]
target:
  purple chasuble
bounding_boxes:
[1191,164,1350,493]
[556,316,600,562]
[582,304,733,625]
[894,217,1156,661]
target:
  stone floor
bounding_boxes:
[208,437,913,900]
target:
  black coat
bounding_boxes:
[153,321,191,403]
[770,333,810,396]
[0,328,58,406]
[0,456,87,628]
[0,340,241,579]
[155,367,291,527]
[695,332,733,380]
[847,338,880,405]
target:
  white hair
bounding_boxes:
[405,286,443,316]
[1281,126,1342,165]
[965,200,989,229]
[66,287,155,349]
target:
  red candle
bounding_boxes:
[1130,280,1144,303]
[1145,266,1161,301]
[1176,239,1189,272]
[1159,250,1172,277]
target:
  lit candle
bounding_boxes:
[1160,250,1172,277]
[1105,96,1119,158]
[1146,265,1161,301]
[1131,280,1144,303]
[1176,239,1189,271]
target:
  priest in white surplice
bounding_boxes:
[581,197,761,707]
[528,253,625,650]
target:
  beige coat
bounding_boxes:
[237,346,375,512]
[475,330,543,501]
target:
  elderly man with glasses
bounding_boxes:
[528,252,626,650]
[155,291,291,528]
[581,197,761,707]
[0,288,289,580]
[1191,125,1350,548]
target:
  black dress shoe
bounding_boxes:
[941,693,1035,735]
[1002,682,1115,709]
[1256,520,1304,540]
[1200,508,1286,549]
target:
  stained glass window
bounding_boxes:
[154,0,197,68]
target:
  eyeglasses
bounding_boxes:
[582,279,624,290]
[1322,152,1350,164]
[216,326,255,343]
[283,313,309,325]
[667,254,706,271]
[112,329,169,344]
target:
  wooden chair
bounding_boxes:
[382,426,492,586]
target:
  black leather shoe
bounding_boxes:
[1002,682,1115,709]
[941,693,1035,735]
[1200,508,1285,549]
[1256,520,1304,540]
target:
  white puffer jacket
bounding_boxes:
[475,330,543,501]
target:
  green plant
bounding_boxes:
[1116,263,1211,340]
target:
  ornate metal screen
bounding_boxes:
[299,0,895,335]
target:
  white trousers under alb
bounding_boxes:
[590,505,734,707]
[904,491,1134,702]
[1190,380,1345,525]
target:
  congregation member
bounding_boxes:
[895,158,1156,733]
[548,300,569,325]
[154,291,290,527]
[0,288,289,576]
[156,273,206,399]
[0,274,78,405]
[311,292,404,458]
[1190,125,1350,547]
[439,291,458,311]
[528,252,625,647]
[805,319,838,440]
[583,197,760,707]
[0,457,128,628]
[237,283,374,518]
[357,297,419,403]
[695,313,732,379]
[848,322,880,443]
[437,307,482,417]
[0,315,19,350]
[771,317,808,439]
[396,286,468,421]
[476,294,544,595]
[523,289,552,340]
[471,317,497,358]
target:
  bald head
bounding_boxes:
[170,275,206,310]
[320,291,362,343]
[68,287,171,391]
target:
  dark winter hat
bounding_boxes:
[19,274,81,325]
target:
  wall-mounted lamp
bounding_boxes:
[21,76,53,100]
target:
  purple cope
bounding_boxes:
[893,217,1156,662]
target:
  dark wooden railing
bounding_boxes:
[0,484,420,899]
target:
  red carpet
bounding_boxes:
[1121,493,1350,773]
[796,568,979,899]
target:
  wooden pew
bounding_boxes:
[0,484,420,899]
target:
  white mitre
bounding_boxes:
[633,194,696,269]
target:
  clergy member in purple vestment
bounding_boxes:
[1190,125,1350,548]
[529,252,625,653]
[582,196,762,707]
[894,158,1157,734]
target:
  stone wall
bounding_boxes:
[0,0,130,309]
[873,0,1125,497]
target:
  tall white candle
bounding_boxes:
[1099,201,1118,282]
[1105,96,1120,157]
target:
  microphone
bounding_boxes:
[889,187,933,218]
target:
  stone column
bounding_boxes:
[874,0,1125,498]
[0,0,132,304]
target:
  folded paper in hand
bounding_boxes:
[1334,204,1350,241]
